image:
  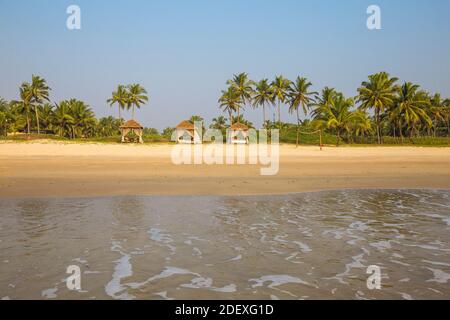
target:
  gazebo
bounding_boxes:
[228,123,249,144]
[120,119,144,144]
[175,120,202,144]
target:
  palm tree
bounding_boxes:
[390,82,431,140]
[352,111,373,143]
[357,72,398,144]
[210,116,227,130]
[271,75,291,130]
[428,93,446,137]
[67,99,96,138]
[38,103,54,133]
[313,92,356,146]
[53,101,75,138]
[19,82,32,134]
[127,84,148,120]
[107,85,128,122]
[227,72,254,119]
[219,86,241,125]
[252,79,274,128]
[29,75,51,134]
[444,99,450,137]
[287,77,317,147]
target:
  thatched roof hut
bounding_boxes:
[175,120,201,144]
[228,122,249,144]
[120,119,144,143]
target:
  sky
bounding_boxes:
[0,0,449,130]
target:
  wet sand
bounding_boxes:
[1,141,450,198]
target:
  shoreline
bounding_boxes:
[1,142,450,198]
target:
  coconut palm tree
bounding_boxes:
[107,85,128,122]
[67,99,96,138]
[271,75,291,130]
[210,116,227,130]
[444,99,450,137]
[390,82,431,141]
[287,77,317,147]
[53,101,75,138]
[313,92,356,146]
[29,75,51,134]
[19,82,33,134]
[38,103,54,133]
[428,93,446,137]
[227,72,254,118]
[352,110,373,143]
[357,72,398,144]
[252,79,274,128]
[219,86,241,125]
[127,84,148,120]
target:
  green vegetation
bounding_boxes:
[1,72,449,147]
[218,72,450,146]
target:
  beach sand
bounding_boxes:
[1,141,450,198]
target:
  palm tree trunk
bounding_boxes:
[278,101,281,131]
[263,104,266,129]
[35,105,40,134]
[118,105,122,122]
[398,121,404,144]
[336,130,341,147]
[132,106,135,120]
[296,108,300,148]
[376,109,381,144]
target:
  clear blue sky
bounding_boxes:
[1,0,449,130]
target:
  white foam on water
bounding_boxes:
[370,240,392,251]
[148,228,177,255]
[127,267,196,289]
[249,275,310,289]
[1,297,10,300]
[226,255,242,262]
[212,284,237,293]
[426,268,450,284]
[105,241,135,300]
[192,247,202,257]
[41,287,58,299]
[422,260,450,267]
[154,291,173,300]
[327,250,368,285]
[293,241,312,253]
[148,228,173,244]
[399,292,413,300]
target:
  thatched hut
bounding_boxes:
[228,123,249,144]
[120,119,144,143]
[175,120,202,144]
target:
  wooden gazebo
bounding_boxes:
[175,120,202,144]
[120,119,144,144]
[228,122,249,144]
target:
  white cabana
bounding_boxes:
[120,119,144,144]
[227,123,249,144]
[175,120,202,144]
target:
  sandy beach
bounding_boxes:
[1,141,450,198]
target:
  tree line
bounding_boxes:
[219,72,450,146]
[1,73,449,146]
[0,76,150,139]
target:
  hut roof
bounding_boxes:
[176,120,195,130]
[120,119,144,129]
[230,122,249,131]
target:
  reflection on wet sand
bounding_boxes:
[0,190,449,300]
